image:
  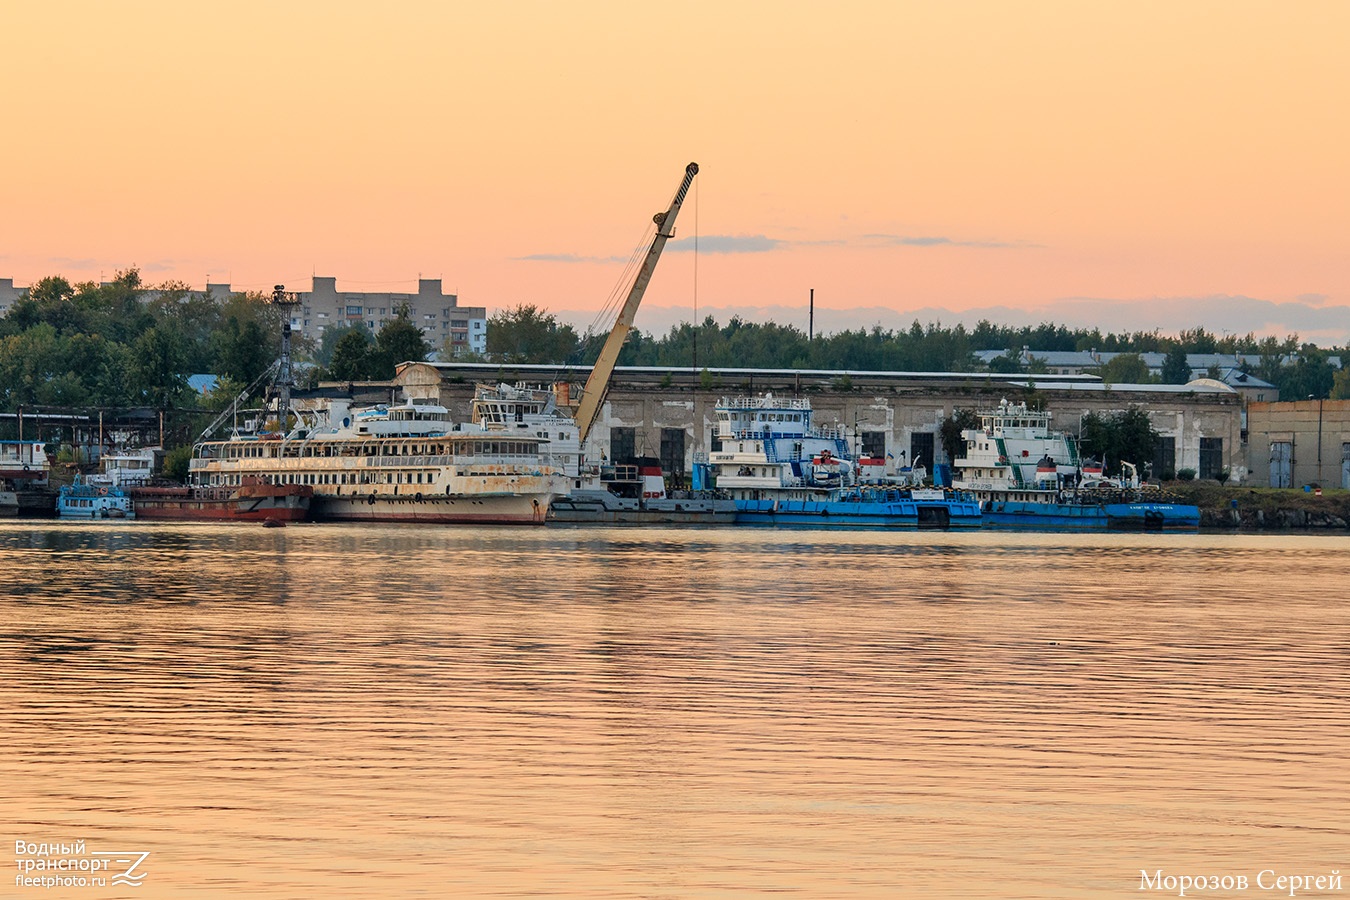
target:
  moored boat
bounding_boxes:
[952,399,1199,530]
[58,478,135,520]
[189,396,559,525]
[0,440,58,517]
[131,478,313,522]
[548,455,737,525]
[706,395,981,529]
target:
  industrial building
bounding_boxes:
[1247,399,1350,489]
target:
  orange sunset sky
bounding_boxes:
[3,2,1348,341]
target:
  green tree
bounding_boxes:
[1160,347,1192,384]
[1331,367,1350,400]
[329,329,374,381]
[371,307,433,377]
[1271,345,1335,400]
[487,304,580,363]
[1098,353,1151,385]
[1078,407,1159,474]
[316,323,373,367]
[130,325,189,409]
[1113,406,1159,471]
[162,445,194,481]
[212,315,272,385]
[939,408,981,463]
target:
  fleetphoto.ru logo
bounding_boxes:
[15,840,150,891]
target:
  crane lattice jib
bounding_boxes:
[574,162,699,445]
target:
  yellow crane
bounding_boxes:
[572,162,699,445]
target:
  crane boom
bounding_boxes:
[573,162,699,445]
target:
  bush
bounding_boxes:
[163,445,194,482]
[1216,468,1231,485]
[1177,468,1196,482]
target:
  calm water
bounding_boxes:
[2,523,1348,898]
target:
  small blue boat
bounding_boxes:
[981,498,1200,530]
[735,487,981,529]
[57,478,135,520]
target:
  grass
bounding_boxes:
[1162,480,1350,528]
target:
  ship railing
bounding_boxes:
[719,396,812,410]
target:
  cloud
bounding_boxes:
[533,232,1030,261]
[862,234,1038,249]
[515,253,628,264]
[666,234,782,254]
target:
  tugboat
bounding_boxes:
[547,454,736,525]
[951,399,1199,530]
[705,394,981,529]
[57,475,135,520]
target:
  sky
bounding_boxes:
[3,2,1348,344]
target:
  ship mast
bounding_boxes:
[573,162,699,445]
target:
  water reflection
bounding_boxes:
[2,523,1349,897]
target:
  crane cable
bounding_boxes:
[692,173,699,372]
[583,170,695,344]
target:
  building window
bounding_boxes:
[910,432,935,467]
[1152,436,1176,480]
[660,428,686,487]
[346,305,363,315]
[452,319,468,328]
[861,431,886,459]
[1198,437,1224,480]
[610,427,636,464]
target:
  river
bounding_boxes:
[3,523,1348,898]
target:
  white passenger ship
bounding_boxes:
[189,397,560,524]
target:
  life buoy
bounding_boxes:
[98,487,108,496]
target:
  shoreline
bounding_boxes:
[1165,482,1350,531]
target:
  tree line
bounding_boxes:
[485,304,1350,400]
[4,276,1348,431]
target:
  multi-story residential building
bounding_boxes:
[0,278,25,316]
[300,276,487,356]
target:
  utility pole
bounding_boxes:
[809,289,814,342]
